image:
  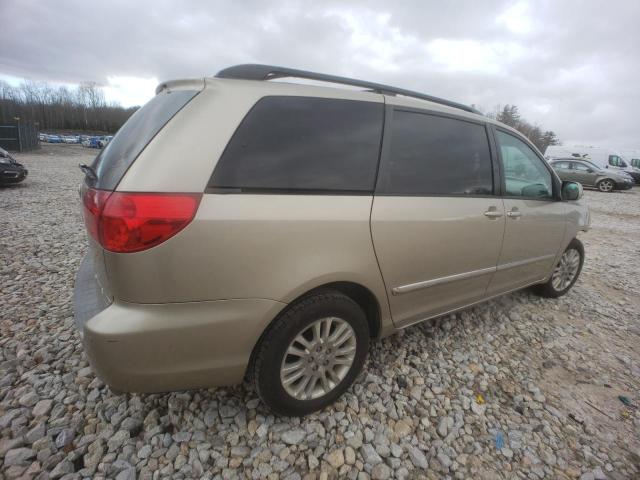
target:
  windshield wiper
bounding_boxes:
[79,163,98,183]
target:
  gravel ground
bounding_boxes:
[1,144,639,480]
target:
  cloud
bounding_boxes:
[0,0,638,147]
[426,39,526,74]
[496,1,534,35]
[103,76,159,107]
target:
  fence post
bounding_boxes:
[17,121,23,152]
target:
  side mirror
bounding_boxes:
[586,168,593,173]
[562,181,583,201]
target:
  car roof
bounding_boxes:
[550,157,598,164]
[157,66,535,152]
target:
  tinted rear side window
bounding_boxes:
[91,89,199,189]
[379,111,493,195]
[209,96,384,192]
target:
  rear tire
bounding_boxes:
[533,238,584,298]
[597,178,615,192]
[252,290,369,416]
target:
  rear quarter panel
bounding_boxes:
[103,194,393,332]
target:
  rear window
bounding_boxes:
[91,89,199,190]
[209,96,384,193]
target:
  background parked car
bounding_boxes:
[82,136,102,148]
[550,158,634,192]
[98,135,113,148]
[0,146,28,185]
[545,144,640,184]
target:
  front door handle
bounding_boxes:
[484,207,503,219]
[507,208,522,218]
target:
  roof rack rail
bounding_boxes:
[215,64,481,115]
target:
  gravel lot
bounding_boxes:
[1,144,639,480]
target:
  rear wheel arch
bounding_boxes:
[318,281,382,339]
[245,281,382,379]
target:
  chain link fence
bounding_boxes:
[0,123,39,152]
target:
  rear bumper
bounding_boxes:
[74,255,286,392]
[74,253,112,332]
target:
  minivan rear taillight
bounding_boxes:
[82,188,202,253]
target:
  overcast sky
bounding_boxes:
[1,0,638,148]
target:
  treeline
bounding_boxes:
[0,80,138,133]
[485,104,560,152]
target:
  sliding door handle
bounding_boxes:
[484,208,503,219]
[507,209,522,218]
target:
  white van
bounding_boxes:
[620,149,640,170]
[544,145,640,184]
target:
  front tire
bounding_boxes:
[534,238,584,298]
[597,178,615,192]
[252,290,369,416]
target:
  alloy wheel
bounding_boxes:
[280,317,357,400]
[598,180,613,192]
[551,248,581,291]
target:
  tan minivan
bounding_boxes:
[74,65,590,415]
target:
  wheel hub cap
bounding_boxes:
[280,317,357,400]
[551,248,580,291]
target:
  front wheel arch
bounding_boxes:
[533,238,584,298]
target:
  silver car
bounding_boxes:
[550,158,634,192]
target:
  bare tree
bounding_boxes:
[0,79,138,133]
[485,104,560,152]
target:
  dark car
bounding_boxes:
[0,147,28,185]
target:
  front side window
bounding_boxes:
[379,111,493,195]
[209,96,383,192]
[581,160,601,171]
[496,130,553,199]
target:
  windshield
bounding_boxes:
[580,160,602,171]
